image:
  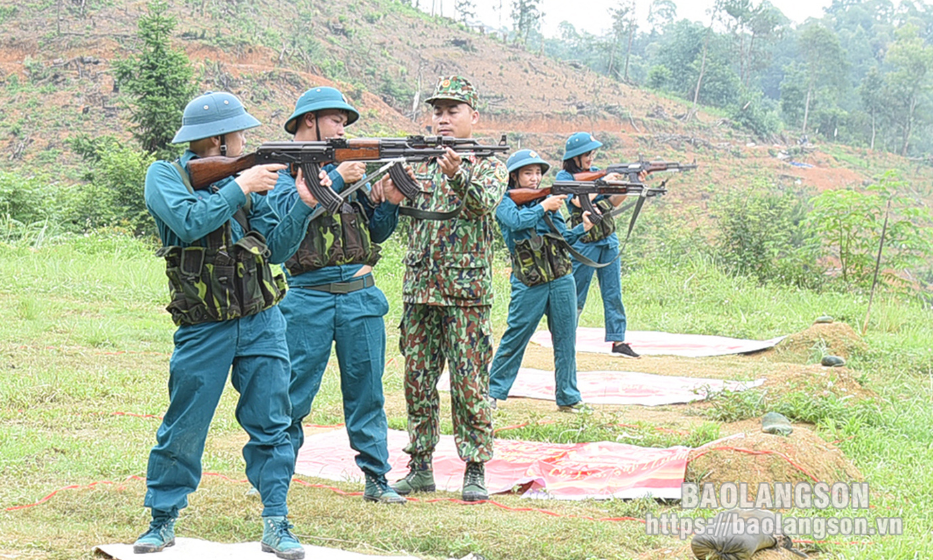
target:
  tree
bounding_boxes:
[455,0,475,24]
[797,23,847,134]
[647,0,676,33]
[858,66,885,149]
[884,24,933,156]
[718,0,784,88]
[608,1,638,83]
[114,0,195,158]
[511,0,543,44]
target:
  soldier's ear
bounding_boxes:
[470,107,479,126]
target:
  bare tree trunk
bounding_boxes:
[901,97,915,156]
[623,24,635,83]
[870,111,876,150]
[802,84,812,134]
[691,28,710,114]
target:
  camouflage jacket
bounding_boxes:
[402,154,507,306]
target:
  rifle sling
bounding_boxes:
[542,192,648,269]
[399,205,462,221]
[542,213,616,269]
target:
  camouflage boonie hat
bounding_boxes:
[425,75,478,108]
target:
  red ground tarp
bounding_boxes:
[530,328,786,358]
[295,429,693,500]
[439,368,764,406]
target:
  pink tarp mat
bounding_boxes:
[295,429,693,500]
[440,368,764,406]
[530,328,786,358]
[96,538,420,559]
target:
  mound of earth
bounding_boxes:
[754,362,874,400]
[774,322,868,362]
[687,427,863,497]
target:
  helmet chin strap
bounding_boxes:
[219,134,227,157]
[314,112,321,142]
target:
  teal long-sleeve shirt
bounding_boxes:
[144,149,314,264]
[266,163,400,286]
[496,193,587,253]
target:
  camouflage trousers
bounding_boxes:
[399,303,494,469]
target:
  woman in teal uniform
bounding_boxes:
[488,149,594,412]
[557,132,642,358]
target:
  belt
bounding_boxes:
[298,275,375,294]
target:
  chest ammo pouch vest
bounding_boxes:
[157,162,287,326]
[570,197,616,243]
[511,233,573,287]
[285,200,381,275]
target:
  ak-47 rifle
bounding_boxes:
[574,160,697,183]
[507,179,668,225]
[186,135,510,215]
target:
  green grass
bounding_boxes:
[0,231,931,559]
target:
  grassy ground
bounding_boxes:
[0,231,931,559]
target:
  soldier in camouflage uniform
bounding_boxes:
[137,92,313,559]
[392,75,507,502]
[488,149,594,413]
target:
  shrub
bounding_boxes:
[712,179,823,289]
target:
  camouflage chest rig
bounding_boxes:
[284,199,381,275]
[510,208,574,288]
[156,162,288,326]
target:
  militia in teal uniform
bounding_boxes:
[136,92,308,560]
[488,150,588,410]
[559,132,637,357]
[268,87,404,504]
[393,76,507,502]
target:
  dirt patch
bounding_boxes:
[774,322,868,361]
[687,426,863,492]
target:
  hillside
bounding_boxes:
[1,0,931,211]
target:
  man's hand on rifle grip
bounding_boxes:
[438,147,462,179]
[581,211,595,232]
[235,163,287,196]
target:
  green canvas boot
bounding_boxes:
[261,516,304,560]
[392,467,436,495]
[133,515,176,554]
[364,471,407,504]
[462,462,488,502]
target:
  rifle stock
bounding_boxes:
[188,153,257,190]
[507,188,551,205]
[573,170,607,182]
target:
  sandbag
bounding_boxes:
[691,509,805,560]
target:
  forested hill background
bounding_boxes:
[0,0,932,291]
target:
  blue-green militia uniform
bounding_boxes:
[558,167,628,342]
[144,150,313,519]
[268,166,399,476]
[489,194,586,407]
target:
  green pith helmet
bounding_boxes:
[506,149,551,175]
[562,132,603,161]
[171,91,261,144]
[424,75,478,109]
[284,86,360,134]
